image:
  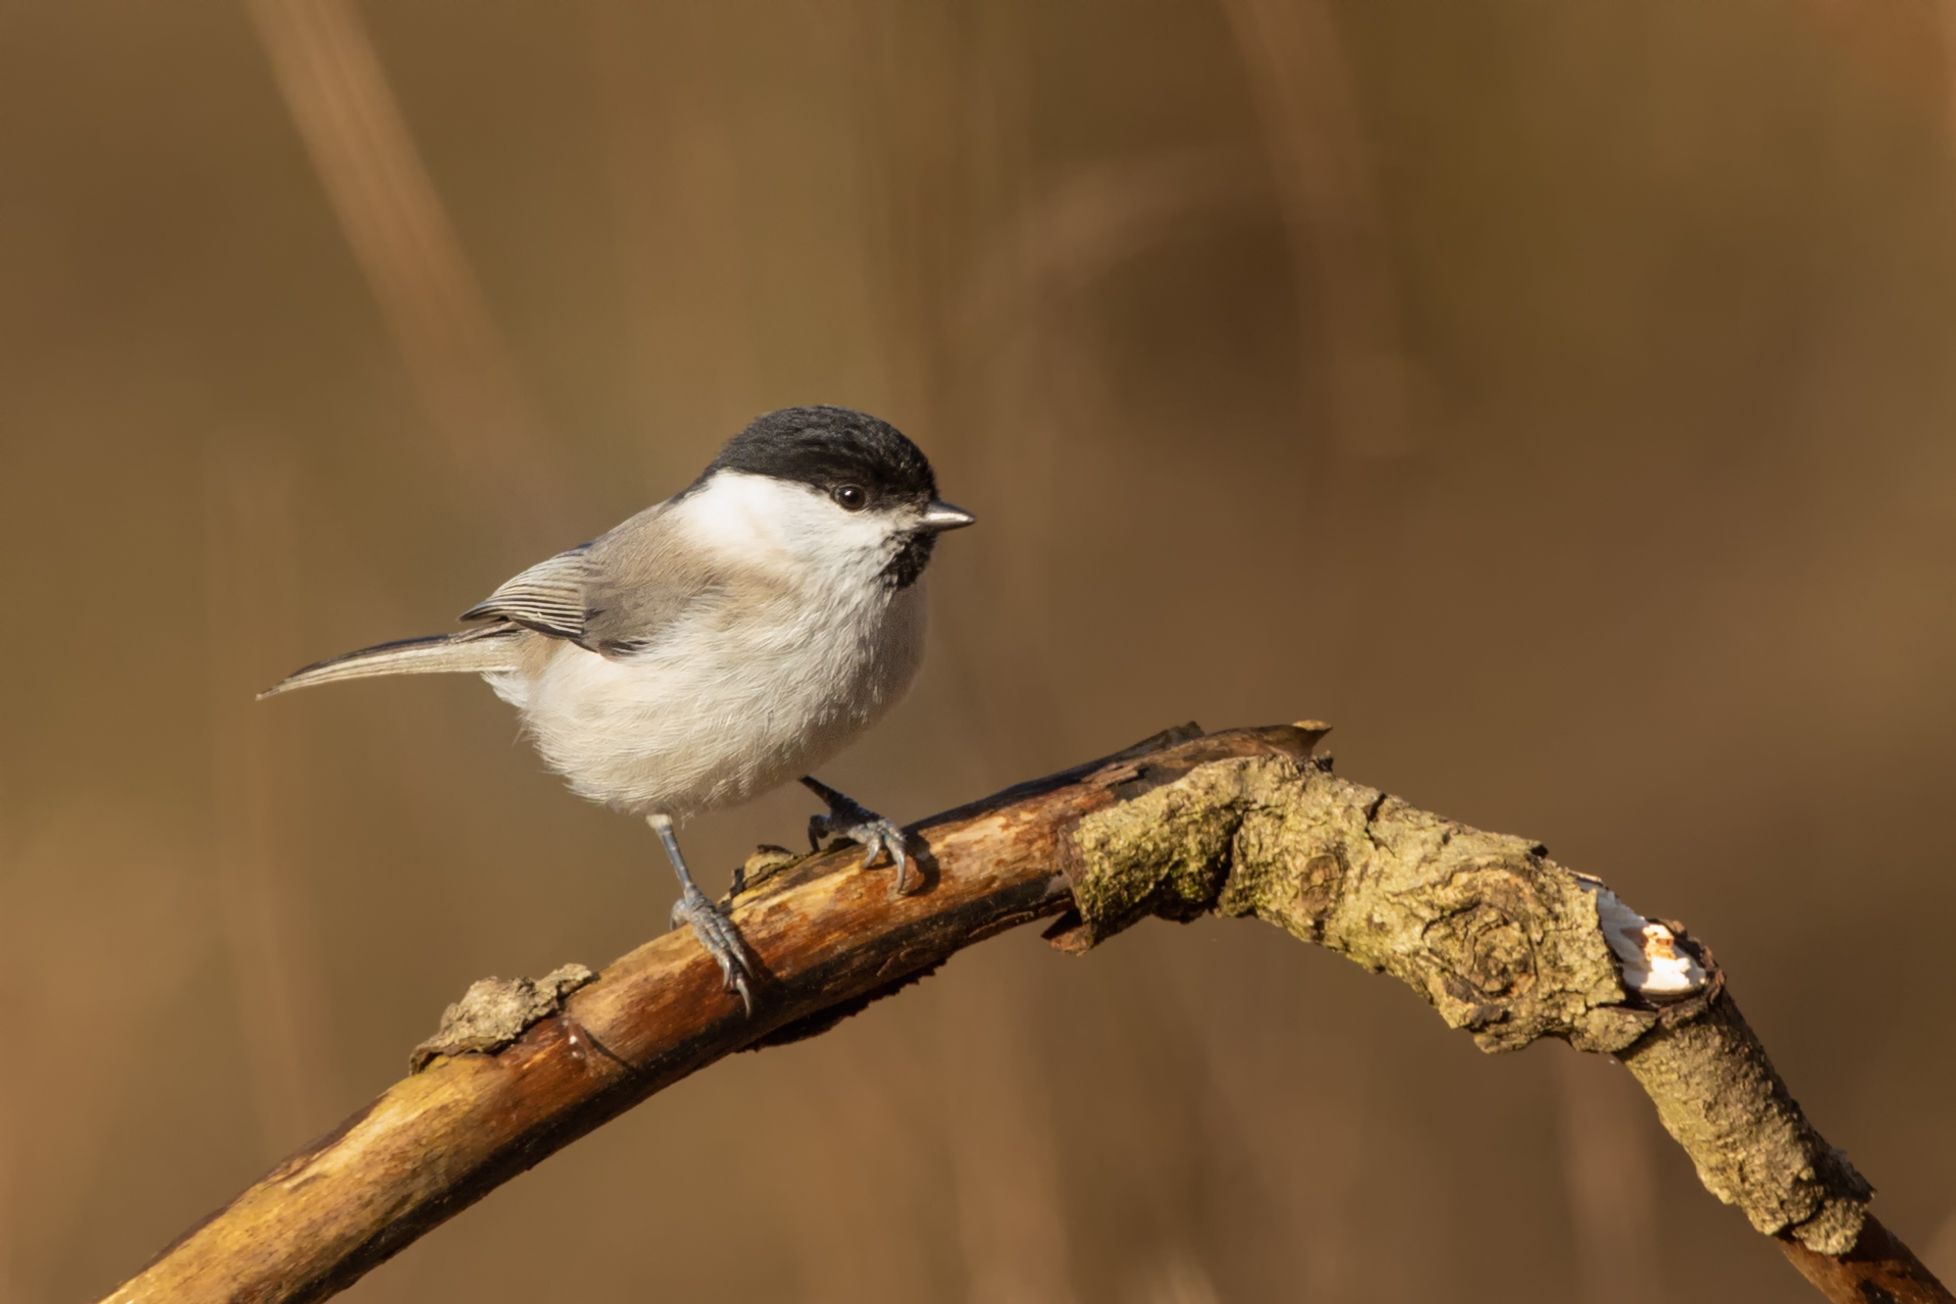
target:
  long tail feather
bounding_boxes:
[258,626,524,699]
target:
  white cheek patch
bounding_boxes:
[679,471,800,559]
[680,470,900,570]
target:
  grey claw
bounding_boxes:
[860,817,911,895]
[671,886,755,1015]
[802,777,915,895]
[809,809,912,895]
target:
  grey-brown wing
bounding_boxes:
[459,504,718,655]
[459,544,594,642]
[575,505,731,654]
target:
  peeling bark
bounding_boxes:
[102,724,1949,1304]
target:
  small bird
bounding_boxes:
[262,406,974,1011]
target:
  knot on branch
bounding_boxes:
[1423,894,1537,1008]
[410,964,595,1072]
[1060,742,1668,1056]
[1235,777,1681,1055]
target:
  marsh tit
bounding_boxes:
[263,405,975,1011]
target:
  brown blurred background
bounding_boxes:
[4,2,1955,1300]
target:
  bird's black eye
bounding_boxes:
[832,484,869,511]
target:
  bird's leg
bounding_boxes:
[647,813,754,1015]
[799,775,912,895]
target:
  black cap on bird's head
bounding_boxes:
[698,405,975,589]
[710,405,973,523]
[707,405,936,505]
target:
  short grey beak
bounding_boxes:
[920,500,976,532]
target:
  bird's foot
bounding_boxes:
[670,885,755,1015]
[802,778,913,895]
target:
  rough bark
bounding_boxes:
[103,724,1949,1304]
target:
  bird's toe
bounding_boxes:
[671,887,756,1016]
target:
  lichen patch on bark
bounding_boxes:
[410,964,596,1071]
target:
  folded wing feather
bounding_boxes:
[459,544,593,642]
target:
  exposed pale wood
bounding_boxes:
[103,724,1949,1304]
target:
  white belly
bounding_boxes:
[493,583,926,818]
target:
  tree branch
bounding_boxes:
[104,724,1950,1304]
